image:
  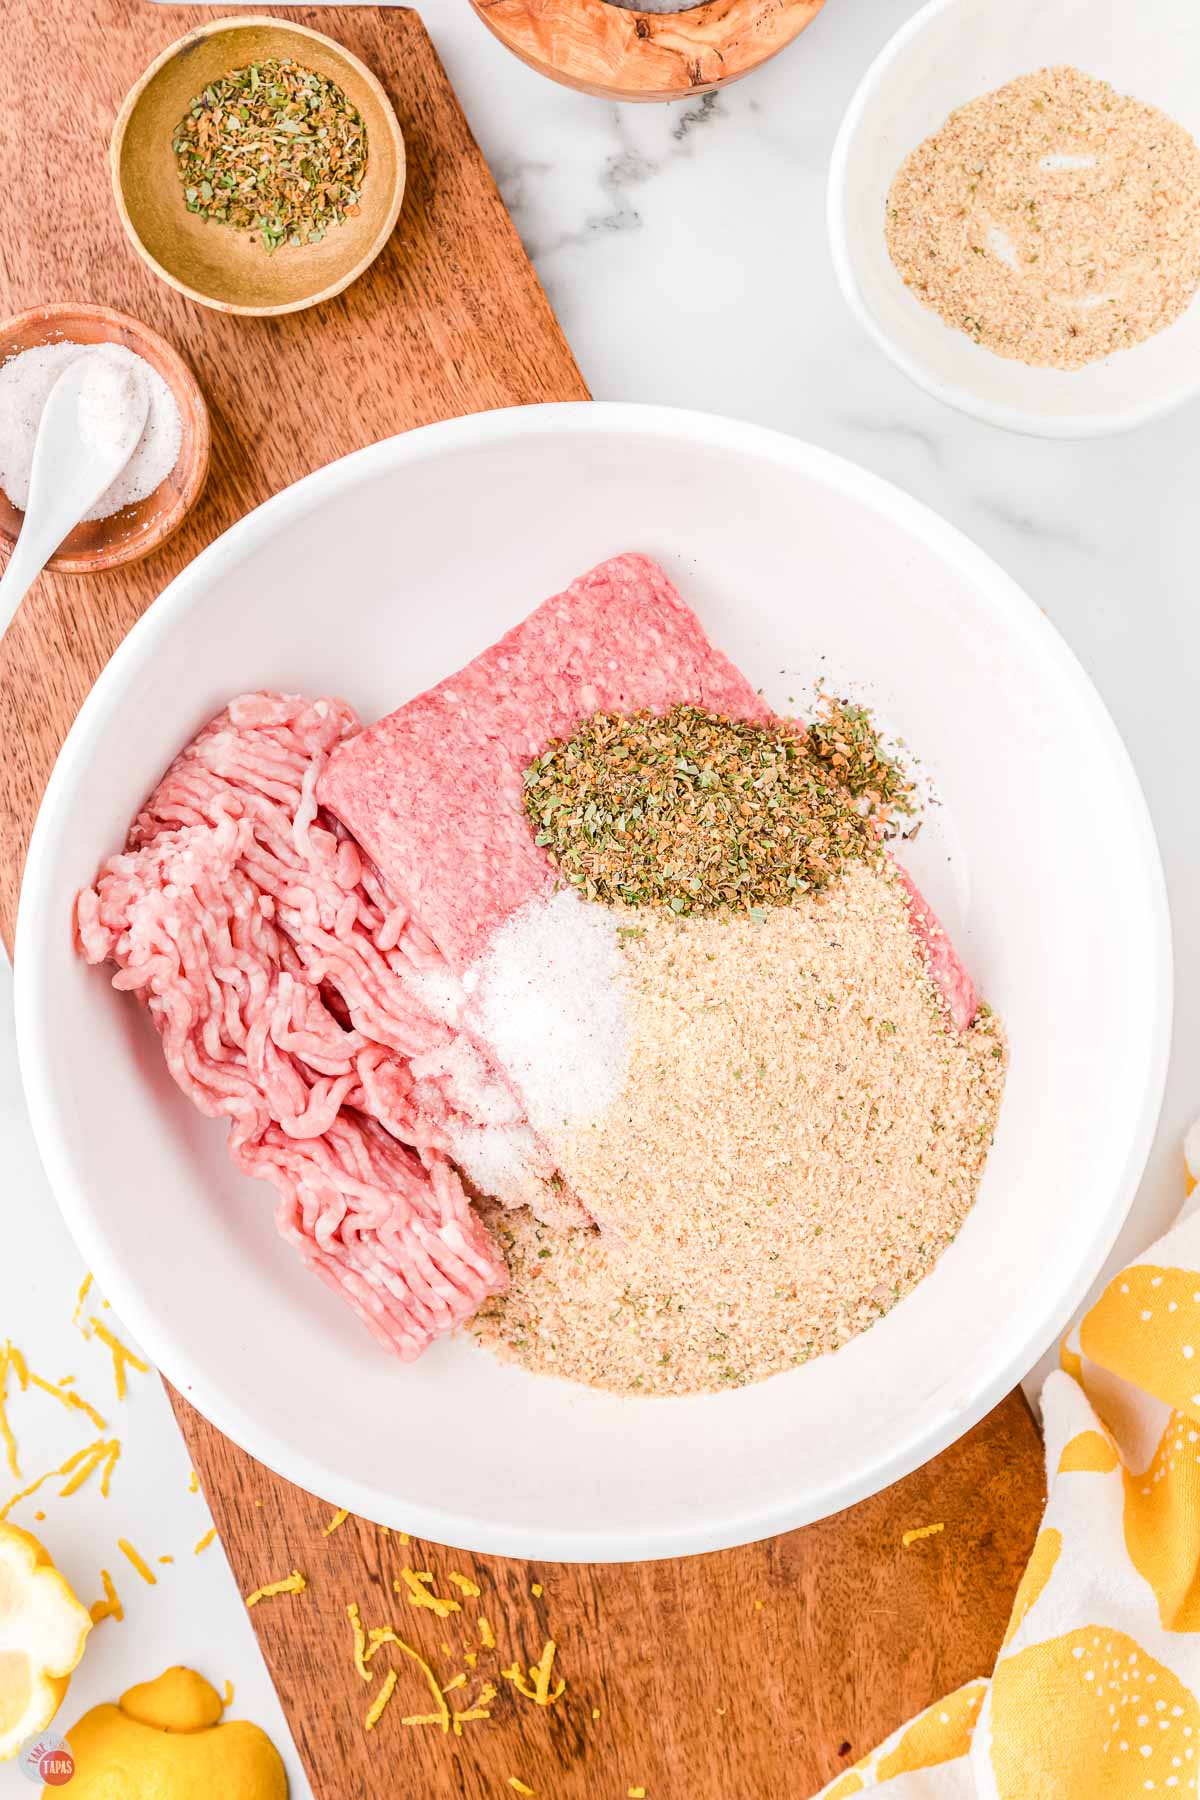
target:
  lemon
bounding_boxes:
[60,1666,287,1798]
[0,1521,92,1762]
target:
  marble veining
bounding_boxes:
[2,2,1197,1731]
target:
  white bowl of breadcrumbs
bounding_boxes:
[829,0,1200,436]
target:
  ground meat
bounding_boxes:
[75,692,508,1358]
[318,554,771,972]
[319,554,978,1030]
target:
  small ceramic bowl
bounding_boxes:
[828,0,1200,437]
[0,304,209,575]
[111,17,406,317]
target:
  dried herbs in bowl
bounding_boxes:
[172,56,368,253]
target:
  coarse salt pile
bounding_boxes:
[470,889,630,1139]
[0,341,182,518]
[475,862,1007,1396]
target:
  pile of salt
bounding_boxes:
[0,340,181,520]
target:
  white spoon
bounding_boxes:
[0,356,149,643]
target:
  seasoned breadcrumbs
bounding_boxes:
[475,863,1006,1395]
[886,66,1200,370]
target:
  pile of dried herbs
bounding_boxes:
[523,699,915,916]
[173,57,368,253]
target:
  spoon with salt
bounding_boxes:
[0,357,149,644]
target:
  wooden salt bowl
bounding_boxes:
[468,0,829,102]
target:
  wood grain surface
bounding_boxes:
[0,7,1047,1797]
[173,1386,1044,1799]
[469,0,828,103]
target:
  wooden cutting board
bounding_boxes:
[0,5,1047,1794]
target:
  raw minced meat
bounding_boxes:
[75,692,512,1358]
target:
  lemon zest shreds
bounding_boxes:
[478,1615,496,1649]
[503,1640,565,1707]
[366,1628,451,1734]
[89,1568,123,1625]
[6,1343,28,1389]
[89,1317,150,1401]
[364,1667,398,1731]
[245,1570,307,1607]
[158,1555,173,1565]
[72,1272,94,1332]
[57,1377,75,1388]
[593,1707,601,1720]
[629,1789,647,1798]
[34,1510,44,1521]
[118,1538,157,1585]
[29,1373,107,1432]
[0,1345,19,1479]
[323,1507,350,1536]
[465,1650,478,1669]
[57,1438,120,1500]
[448,1571,481,1597]
[509,1780,535,1796]
[443,1673,467,1692]
[346,1602,373,1682]
[901,1522,945,1547]
[222,1680,234,1708]
[398,1531,409,1544]
[395,1567,461,1619]
[1,1434,120,1519]
[194,1527,217,1554]
[531,1582,543,1598]
[188,1470,199,1494]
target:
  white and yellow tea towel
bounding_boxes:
[821,1124,1200,1800]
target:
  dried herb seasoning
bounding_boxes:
[172,57,368,253]
[523,699,915,916]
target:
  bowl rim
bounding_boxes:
[825,0,1200,440]
[13,401,1173,1559]
[109,14,406,319]
[0,301,211,573]
[466,0,827,103]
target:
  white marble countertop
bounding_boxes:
[2,0,1197,1788]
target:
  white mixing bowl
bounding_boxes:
[15,404,1170,1559]
[828,0,1200,437]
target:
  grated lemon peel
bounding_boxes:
[1,1435,120,1522]
[364,1667,397,1731]
[395,1566,461,1619]
[117,1538,157,1585]
[502,1639,565,1707]
[89,1567,123,1625]
[245,1570,306,1608]
[322,1508,349,1537]
[89,1317,150,1401]
[902,1522,945,1547]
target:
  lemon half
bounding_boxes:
[0,1522,92,1761]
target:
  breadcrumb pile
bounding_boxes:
[886,66,1200,370]
[475,863,1006,1395]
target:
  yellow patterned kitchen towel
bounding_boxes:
[819,1122,1200,1800]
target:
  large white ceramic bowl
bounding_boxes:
[15,404,1170,1560]
[828,0,1200,437]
